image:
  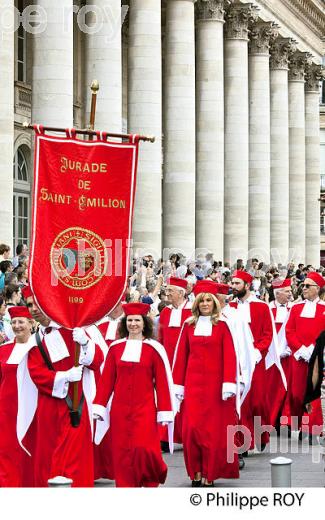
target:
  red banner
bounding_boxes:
[29,128,139,329]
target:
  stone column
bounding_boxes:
[305,63,323,266]
[127,0,162,257]
[288,51,311,264]
[0,0,14,246]
[85,0,122,133]
[269,38,296,265]
[224,1,258,263]
[163,0,196,257]
[32,1,74,126]
[248,21,278,262]
[195,0,225,260]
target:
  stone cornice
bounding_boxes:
[288,50,313,81]
[248,20,279,55]
[224,1,259,40]
[281,0,325,39]
[256,0,324,58]
[270,37,297,70]
[196,0,226,22]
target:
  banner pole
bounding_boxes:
[23,122,155,143]
[72,79,99,421]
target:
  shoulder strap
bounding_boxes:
[35,331,55,371]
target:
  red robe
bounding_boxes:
[27,327,103,487]
[93,339,173,487]
[0,341,36,487]
[158,302,192,443]
[267,302,292,426]
[286,299,325,425]
[229,296,273,448]
[173,320,239,482]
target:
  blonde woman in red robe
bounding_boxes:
[0,306,37,487]
[172,280,239,487]
[93,303,175,488]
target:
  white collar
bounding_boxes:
[194,316,213,336]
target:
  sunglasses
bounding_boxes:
[301,284,318,288]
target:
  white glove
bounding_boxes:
[303,345,314,362]
[254,349,262,365]
[280,346,292,358]
[66,365,83,382]
[73,327,88,347]
[294,345,306,361]
[93,413,104,421]
[175,393,184,402]
[222,391,235,401]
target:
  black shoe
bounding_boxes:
[298,431,304,441]
[259,443,267,452]
[204,482,215,487]
[242,451,248,458]
[239,455,245,470]
[191,479,202,487]
[160,441,170,453]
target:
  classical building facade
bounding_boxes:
[0,0,324,264]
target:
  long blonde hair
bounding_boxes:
[188,292,221,326]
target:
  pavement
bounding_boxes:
[94,431,325,488]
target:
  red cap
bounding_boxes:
[8,306,32,320]
[216,283,230,295]
[305,272,325,288]
[193,280,218,296]
[272,278,292,289]
[21,285,33,300]
[232,270,253,285]
[122,303,150,316]
[167,277,188,290]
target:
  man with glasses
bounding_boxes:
[286,272,325,428]
[21,285,103,487]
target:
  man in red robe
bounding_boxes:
[23,286,103,487]
[158,277,192,449]
[229,270,273,452]
[267,278,293,429]
[285,271,325,428]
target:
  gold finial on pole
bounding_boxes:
[89,80,99,136]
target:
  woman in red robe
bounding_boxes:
[172,280,239,487]
[0,306,36,487]
[93,303,174,487]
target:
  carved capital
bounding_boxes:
[305,63,324,92]
[248,21,279,55]
[270,37,297,70]
[196,0,226,22]
[224,1,259,40]
[288,51,312,81]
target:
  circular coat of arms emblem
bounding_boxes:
[50,227,107,290]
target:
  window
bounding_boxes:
[13,146,31,252]
[16,0,26,82]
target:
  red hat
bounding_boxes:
[122,303,150,316]
[305,272,325,288]
[272,278,292,289]
[232,270,253,285]
[8,306,32,320]
[21,285,33,300]
[193,280,218,296]
[167,277,188,290]
[216,283,230,295]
